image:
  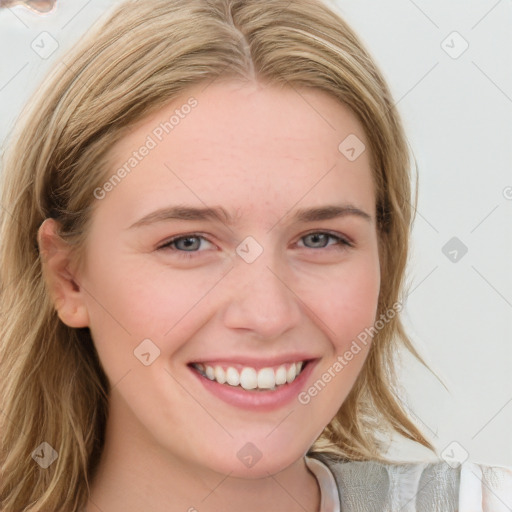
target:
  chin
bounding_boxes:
[194,434,311,479]
[211,453,303,480]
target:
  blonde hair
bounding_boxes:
[0,0,435,509]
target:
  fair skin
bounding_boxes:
[39,80,380,512]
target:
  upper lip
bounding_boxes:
[188,354,318,370]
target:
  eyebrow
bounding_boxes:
[127,204,372,229]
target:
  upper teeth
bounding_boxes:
[194,362,304,391]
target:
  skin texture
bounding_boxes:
[38,80,381,512]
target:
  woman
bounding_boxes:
[1,0,510,510]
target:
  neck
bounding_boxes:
[86,399,320,512]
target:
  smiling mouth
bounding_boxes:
[190,361,309,391]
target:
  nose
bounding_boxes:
[221,248,303,339]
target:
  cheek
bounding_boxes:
[81,250,228,369]
[299,256,380,350]
[297,262,379,416]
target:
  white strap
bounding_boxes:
[305,456,341,512]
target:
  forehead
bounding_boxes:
[100,80,375,226]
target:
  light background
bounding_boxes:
[0,0,510,466]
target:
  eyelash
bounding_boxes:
[157,231,353,259]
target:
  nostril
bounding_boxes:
[0,0,57,14]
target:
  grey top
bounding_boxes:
[310,453,512,512]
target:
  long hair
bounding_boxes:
[0,0,435,509]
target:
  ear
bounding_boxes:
[37,218,90,328]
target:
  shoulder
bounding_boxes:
[310,452,512,512]
[458,462,512,510]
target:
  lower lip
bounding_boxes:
[189,361,317,411]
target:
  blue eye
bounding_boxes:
[298,232,352,249]
[158,235,212,258]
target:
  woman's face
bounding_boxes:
[76,80,380,477]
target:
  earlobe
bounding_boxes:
[37,218,90,328]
